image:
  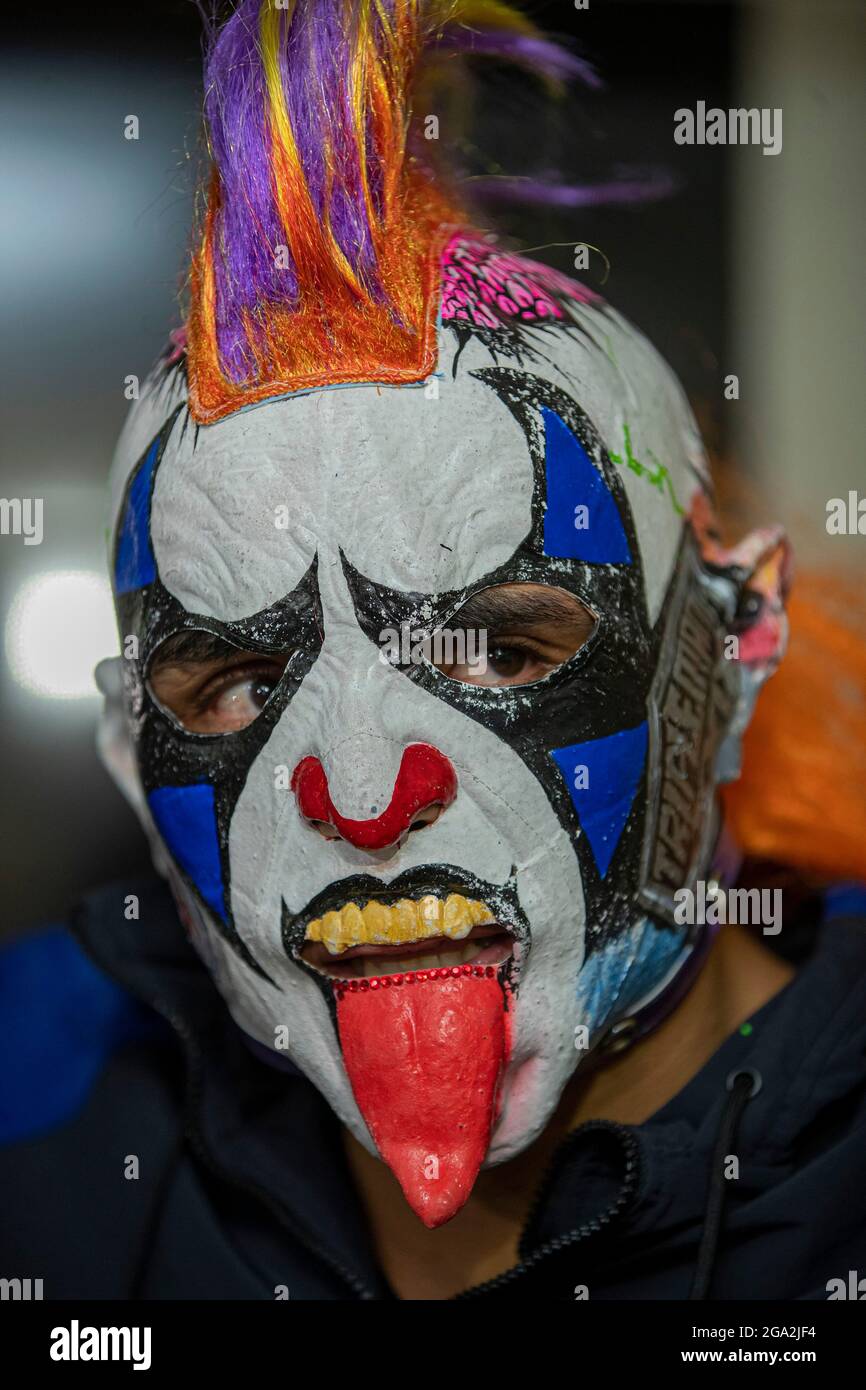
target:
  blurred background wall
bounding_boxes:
[0,0,861,932]
[732,0,866,570]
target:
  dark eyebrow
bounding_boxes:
[148,629,243,673]
[448,586,596,632]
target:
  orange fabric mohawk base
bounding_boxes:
[184,1,569,423]
[187,178,457,423]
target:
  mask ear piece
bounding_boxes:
[95,655,172,878]
[95,657,137,806]
[729,528,792,669]
[712,527,792,784]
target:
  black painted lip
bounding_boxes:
[280,862,530,960]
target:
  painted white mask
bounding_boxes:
[101,237,787,1225]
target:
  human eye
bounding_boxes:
[430,583,596,688]
[185,658,288,733]
[147,631,291,733]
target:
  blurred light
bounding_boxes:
[5,570,116,699]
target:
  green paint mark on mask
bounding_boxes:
[609,423,685,516]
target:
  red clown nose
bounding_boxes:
[334,967,511,1227]
[291,743,457,850]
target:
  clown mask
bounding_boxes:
[98,0,790,1228]
[99,233,788,1227]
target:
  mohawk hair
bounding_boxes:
[187,0,591,422]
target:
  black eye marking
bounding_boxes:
[468,367,645,593]
[121,543,323,974]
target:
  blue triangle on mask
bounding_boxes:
[541,407,632,564]
[551,721,648,877]
[115,437,159,595]
[147,783,227,921]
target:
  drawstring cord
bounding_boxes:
[689,1067,762,1300]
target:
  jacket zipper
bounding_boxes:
[457,1122,641,1298]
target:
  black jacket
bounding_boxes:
[2,876,866,1300]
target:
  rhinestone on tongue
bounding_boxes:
[334,962,497,994]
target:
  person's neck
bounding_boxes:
[342,923,795,1299]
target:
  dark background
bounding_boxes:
[1,0,858,932]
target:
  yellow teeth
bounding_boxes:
[305,893,496,956]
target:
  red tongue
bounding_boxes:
[335,969,509,1228]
